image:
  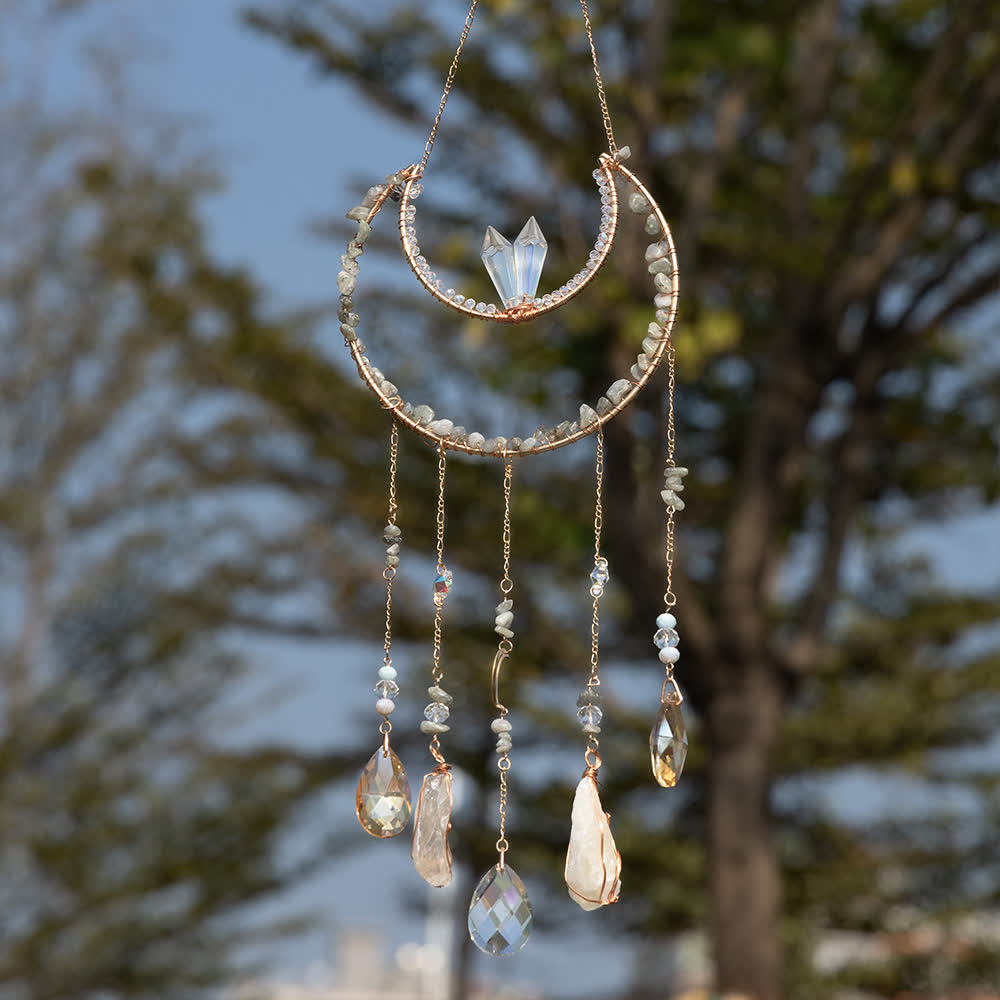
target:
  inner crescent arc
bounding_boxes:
[398,155,620,324]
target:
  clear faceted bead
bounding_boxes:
[424,702,450,725]
[468,863,533,956]
[356,747,412,837]
[650,699,688,788]
[412,770,454,888]
[434,567,453,596]
[374,679,400,698]
[654,627,680,649]
[513,216,547,303]
[591,559,610,588]
[577,704,603,727]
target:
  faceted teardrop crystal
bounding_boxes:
[650,699,688,788]
[468,863,533,956]
[411,770,454,888]
[481,226,518,307]
[356,746,412,837]
[565,775,621,911]
[513,216,547,303]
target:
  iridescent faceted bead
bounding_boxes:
[577,704,603,727]
[654,627,680,649]
[591,558,610,588]
[434,568,453,596]
[424,702,450,725]
[374,679,400,698]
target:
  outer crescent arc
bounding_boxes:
[397,156,620,324]
[348,160,679,459]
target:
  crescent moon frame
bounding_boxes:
[342,157,679,460]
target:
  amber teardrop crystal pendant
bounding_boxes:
[357,746,412,837]
[650,697,688,788]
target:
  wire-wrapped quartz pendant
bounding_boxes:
[565,774,621,910]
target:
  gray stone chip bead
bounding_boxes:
[582,723,602,735]
[495,626,514,639]
[615,145,632,161]
[520,438,537,451]
[648,322,665,339]
[646,241,670,262]
[496,599,513,613]
[340,324,358,342]
[491,718,512,733]
[642,336,659,356]
[385,555,400,568]
[628,192,650,214]
[495,737,513,753]
[420,721,451,735]
[580,403,598,428]
[427,418,454,436]
[428,686,453,705]
[645,213,662,235]
[655,292,672,309]
[649,257,673,275]
[495,611,514,628]
[412,404,434,425]
[346,206,368,221]
[467,432,486,449]
[596,396,612,416]
[606,379,632,405]
[577,689,602,707]
[654,272,673,293]
[337,272,357,296]
[355,220,372,244]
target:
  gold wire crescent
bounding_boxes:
[345,159,678,459]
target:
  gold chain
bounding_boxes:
[500,459,513,595]
[419,0,619,173]
[578,0,618,155]
[663,342,677,610]
[589,426,604,688]
[419,0,479,173]
[431,443,447,685]
[380,421,400,743]
[495,459,515,867]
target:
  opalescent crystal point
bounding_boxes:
[468,863,533,956]
[650,699,688,788]
[412,770,454,888]
[481,226,518,308]
[513,216,547,303]
[565,775,621,911]
[356,746,412,837]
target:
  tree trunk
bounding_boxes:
[707,662,784,1000]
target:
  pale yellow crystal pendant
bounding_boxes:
[356,746,412,837]
[411,769,454,887]
[650,698,688,788]
[564,774,621,911]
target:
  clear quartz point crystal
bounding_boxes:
[564,775,622,911]
[356,746,412,837]
[468,862,533,956]
[481,226,518,308]
[411,770,454,888]
[650,698,688,788]
[513,216,547,303]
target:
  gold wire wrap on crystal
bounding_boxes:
[348,162,678,459]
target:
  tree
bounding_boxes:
[0,33,346,998]
[237,2,1000,998]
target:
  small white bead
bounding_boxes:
[491,718,512,734]
[378,665,397,681]
[656,613,677,629]
[658,647,680,665]
[375,698,395,715]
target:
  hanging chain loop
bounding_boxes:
[419,0,619,172]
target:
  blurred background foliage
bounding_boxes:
[2,1,1000,999]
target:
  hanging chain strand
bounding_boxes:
[419,0,480,173]
[380,421,400,748]
[663,341,677,611]
[427,443,449,764]
[579,0,619,156]
[420,0,618,172]
[495,458,514,868]
[583,425,605,772]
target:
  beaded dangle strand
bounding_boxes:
[565,426,622,909]
[356,421,413,838]
[651,332,689,787]
[467,460,533,957]
[411,443,456,887]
